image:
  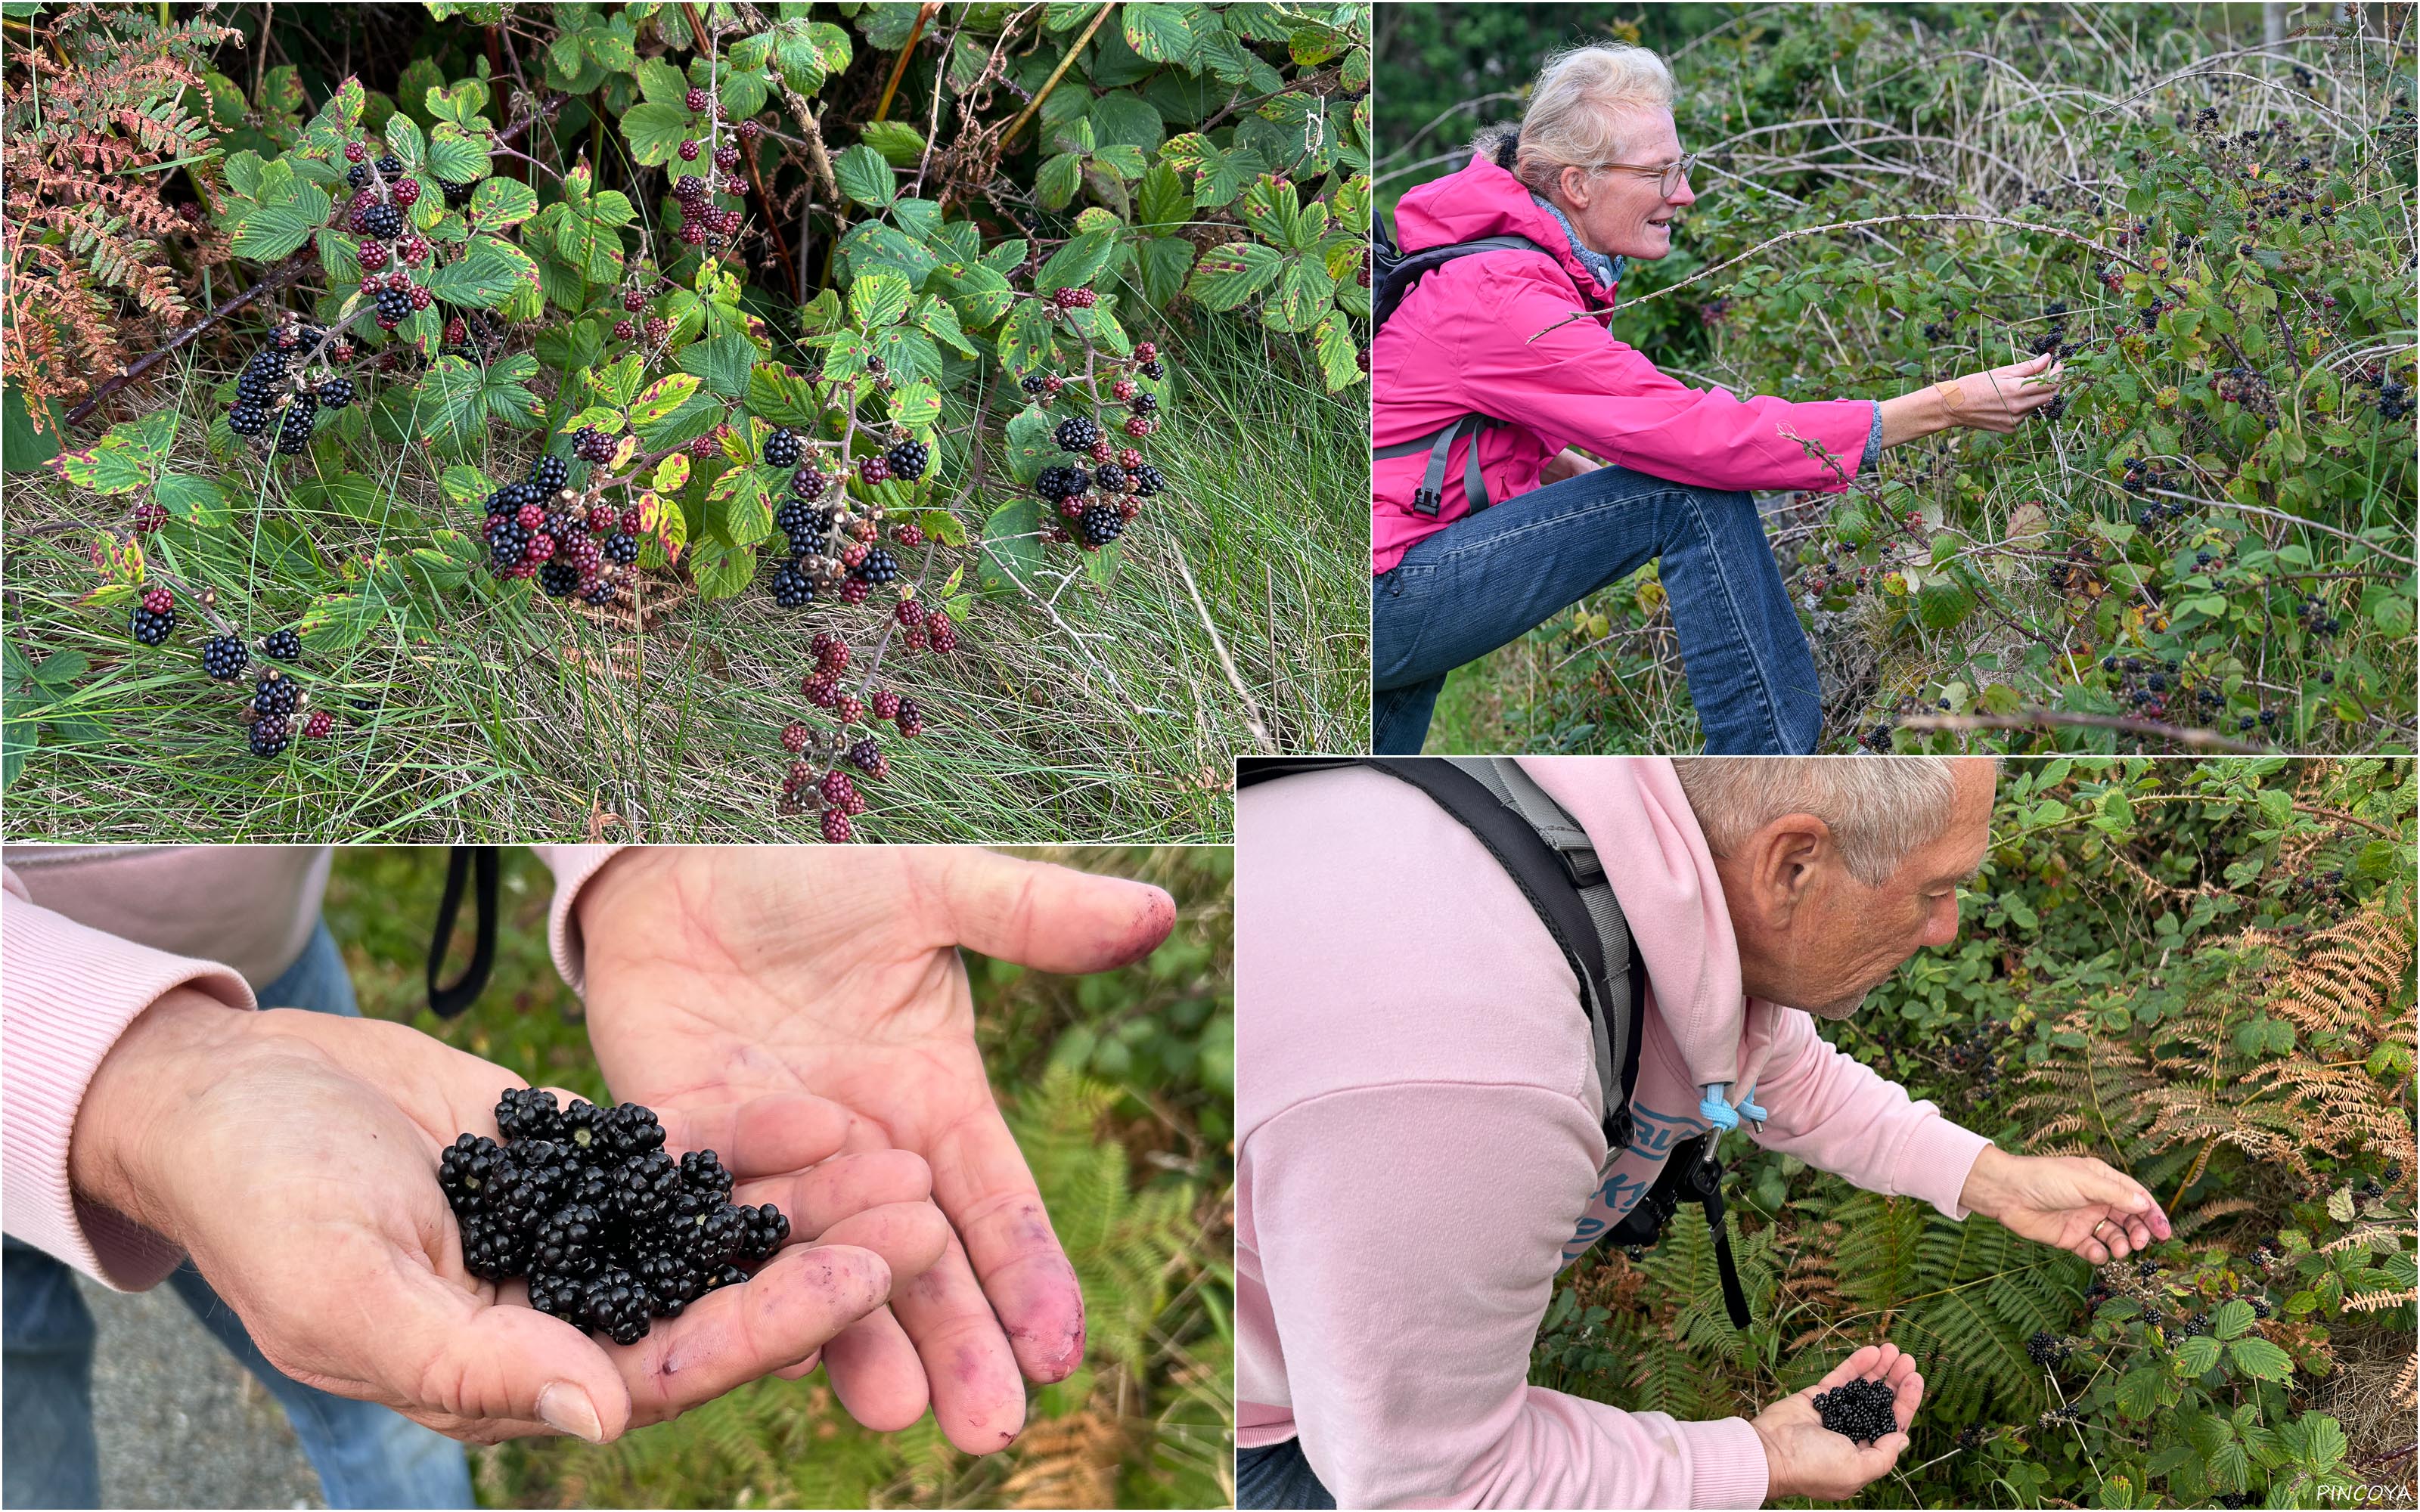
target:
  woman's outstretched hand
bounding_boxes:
[67,991,903,1446]
[1750,1342,1924,1501]
[1940,350,2065,432]
[572,846,1176,1454]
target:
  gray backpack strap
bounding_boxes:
[1444,758,1637,1148]
[1376,413,1507,517]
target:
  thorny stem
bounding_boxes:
[1891,708,2268,752]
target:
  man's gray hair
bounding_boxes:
[1500,42,1679,199]
[1671,758,1962,888]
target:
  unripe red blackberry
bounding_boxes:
[685,86,709,112]
[928,612,958,654]
[903,624,930,650]
[132,499,167,533]
[391,177,420,209]
[819,769,856,806]
[821,808,853,844]
[678,138,700,161]
[622,288,648,312]
[781,722,810,754]
[141,586,173,615]
[357,238,389,268]
[1118,448,1143,470]
[573,427,616,463]
[803,674,840,708]
[1125,414,1156,438]
[1089,438,1114,465]
[835,692,864,725]
[895,598,926,628]
[871,688,902,720]
[302,709,334,739]
[679,220,706,245]
[714,144,740,171]
[1051,286,1097,309]
[811,631,848,672]
[739,118,761,140]
[346,141,368,163]
[839,578,871,605]
[894,522,924,548]
[858,454,891,485]
[839,542,868,570]
[1113,377,1137,402]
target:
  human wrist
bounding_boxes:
[1751,1417,1794,1501]
[67,987,255,1239]
[1878,386,1956,448]
[1957,1143,2013,1219]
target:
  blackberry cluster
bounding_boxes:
[2025,1330,2072,1367]
[439,1091,790,1346]
[1810,1377,1899,1446]
[884,440,929,482]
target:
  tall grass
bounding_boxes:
[4,316,1365,841]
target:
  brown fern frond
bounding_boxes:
[997,1401,1128,1508]
[2173,1196,2261,1237]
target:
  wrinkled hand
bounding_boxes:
[574,846,1175,1453]
[1944,351,2065,432]
[1540,447,1603,485]
[1750,1343,1922,1501]
[69,990,916,1445]
[1961,1145,2172,1262]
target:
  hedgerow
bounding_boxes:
[1531,758,2416,1509]
[3,1,1370,838]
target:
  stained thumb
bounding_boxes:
[927,848,1175,971]
[380,1270,634,1443]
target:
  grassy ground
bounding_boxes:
[3,314,1364,841]
[323,844,1233,1509]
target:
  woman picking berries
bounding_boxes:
[1372,44,2064,754]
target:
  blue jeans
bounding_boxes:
[1372,464,1822,754]
[3,920,473,1510]
[1238,1437,1336,1509]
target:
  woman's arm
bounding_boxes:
[1879,352,2064,449]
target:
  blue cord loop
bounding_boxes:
[1699,1082,1769,1132]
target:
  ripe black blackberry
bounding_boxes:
[602,531,638,566]
[227,403,271,437]
[361,199,404,240]
[678,1149,733,1201]
[734,1203,791,1261]
[261,628,302,664]
[439,175,475,209]
[2026,1330,2071,1367]
[852,546,899,584]
[1054,414,1101,452]
[488,1141,575,1233]
[583,1267,652,1346]
[374,284,413,324]
[489,519,531,569]
[539,562,582,598]
[1093,463,1128,493]
[1811,1377,1899,1446]
[530,454,570,493]
[771,560,815,607]
[246,346,290,383]
[1140,359,1165,380]
[276,398,318,455]
[496,1086,567,1142]
[316,378,356,410]
[1128,392,1159,416]
[703,1262,747,1293]
[765,428,802,467]
[1132,464,1165,497]
[1036,464,1087,502]
[885,440,929,481]
[633,1246,705,1318]
[1078,503,1125,547]
[527,1269,586,1322]
[373,153,402,178]
[774,498,817,540]
[532,1203,607,1275]
[611,1148,681,1231]
[235,364,282,403]
[200,634,249,682]
[253,672,300,717]
[247,714,291,757]
[439,1133,509,1215]
[461,1214,533,1281]
[599,1101,666,1158]
[682,1204,750,1271]
[791,466,830,501]
[346,163,372,191]
[131,605,175,646]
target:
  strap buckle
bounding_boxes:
[1412,485,1442,517]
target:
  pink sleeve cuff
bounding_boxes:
[530,845,624,996]
[1678,1414,1771,1508]
[3,872,256,1291]
[1894,1116,1996,1222]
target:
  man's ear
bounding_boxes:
[1738,813,1834,927]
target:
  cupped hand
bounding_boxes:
[1976,1149,2172,1263]
[1945,351,2065,432]
[70,991,903,1445]
[1750,1343,1924,1501]
[572,846,1176,1452]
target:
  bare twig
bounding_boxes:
[1891,709,2268,752]
[1169,544,1276,755]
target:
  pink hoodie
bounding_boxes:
[1373,151,1881,575]
[2,844,620,1290]
[1236,759,1993,1508]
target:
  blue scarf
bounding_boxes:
[1531,192,1625,294]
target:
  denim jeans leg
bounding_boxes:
[1372,673,1447,754]
[1370,465,1820,752]
[1236,1438,1337,1510]
[3,1235,103,1509]
[167,919,475,1510]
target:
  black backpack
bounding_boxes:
[1238,755,1753,1328]
[1371,216,1584,520]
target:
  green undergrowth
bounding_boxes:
[324,844,1233,1510]
[1528,758,2415,1509]
[2,314,1360,840]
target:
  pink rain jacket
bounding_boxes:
[1373,152,1882,575]
[1236,759,1994,1507]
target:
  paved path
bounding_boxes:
[76,1272,326,1509]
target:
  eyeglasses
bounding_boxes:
[1589,152,1697,197]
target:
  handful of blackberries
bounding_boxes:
[438,1089,790,1346]
[1810,1375,1900,1447]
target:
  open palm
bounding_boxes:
[572,846,1175,1452]
[141,1008,910,1445]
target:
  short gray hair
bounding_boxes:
[1506,42,1678,199]
[1671,758,1962,888]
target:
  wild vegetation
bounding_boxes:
[326,843,1233,1508]
[1526,758,2415,1508]
[1378,3,2414,756]
[4,2,1370,839]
